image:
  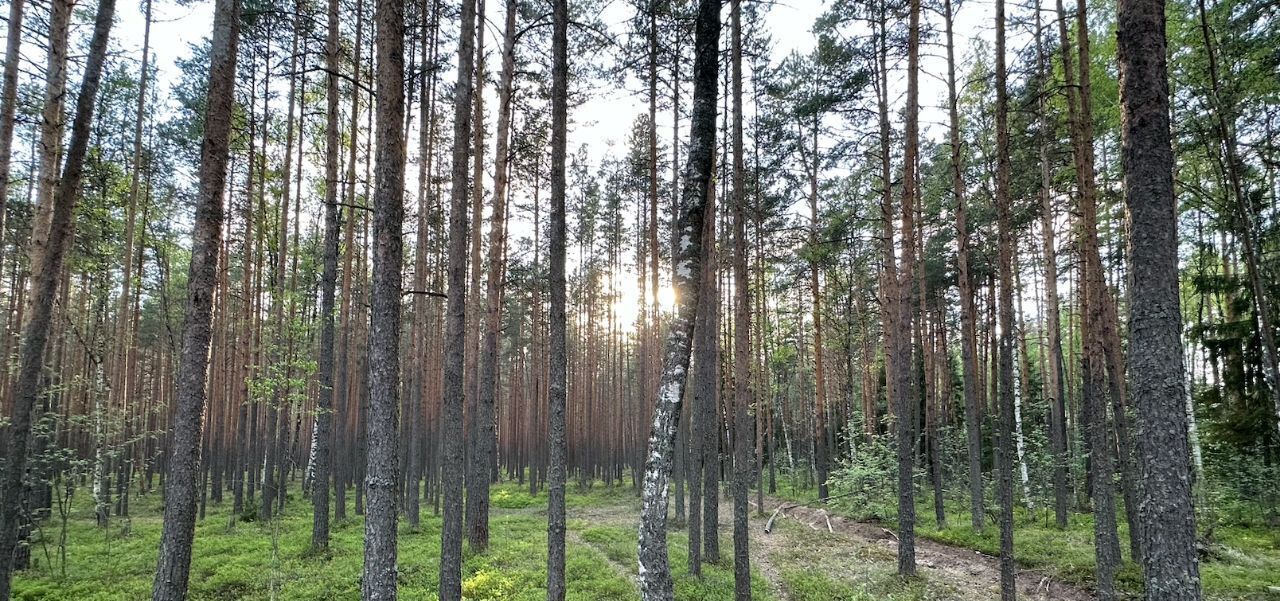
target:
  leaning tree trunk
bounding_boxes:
[0,0,116,598]
[0,0,24,265]
[439,0,477,598]
[1117,0,1204,597]
[546,0,568,598]
[637,0,719,598]
[1193,0,1280,432]
[148,0,236,598]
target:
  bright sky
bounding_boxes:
[112,0,1020,332]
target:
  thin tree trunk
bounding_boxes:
[894,0,921,576]
[0,0,24,266]
[729,2,751,597]
[311,0,343,552]
[1035,0,1070,530]
[994,0,1017,595]
[1055,0,1121,593]
[694,166,720,566]
[440,0,478,597]
[470,0,518,553]
[262,2,301,522]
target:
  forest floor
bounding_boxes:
[771,482,1280,601]
[10,481,1278,600]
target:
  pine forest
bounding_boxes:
[0,0,1276,598]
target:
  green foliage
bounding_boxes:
[827,435,898,520]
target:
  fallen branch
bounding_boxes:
[765,504,795,534]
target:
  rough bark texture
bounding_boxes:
[0,0,115,596]
[546,0,568,598]
[994,0,1017,596]
[440,0,477,598]
[1117,0,1204,597]
[637,0,719,597]
[944,0,984,533]
[694,154,719,567]
[1034,0,1069,530]
[362,0,406,594]
[1055,0,1121,593]
[729,2,751,598]
[0,0,25,269]
[469,0,517,554]
[25,0,69,296]
[311,0,342,553]
[149,0,236,597]
[0,0,69,583]
[895,0,921,577]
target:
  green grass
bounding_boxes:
[14,480,781,601]
[763,518,949,601]
[774,479,1280,600]
[573,523,775,601]
[12,482,642,601]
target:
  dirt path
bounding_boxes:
[759,499,1095,600]
[525,494,1094,600]
[744,501,793,601]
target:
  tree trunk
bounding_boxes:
[262,2,301,523]
[311,0,343,552]
[546,0,568,598]
[469,0,518,553]
[25,0,70,299]
[1117,0,1204,596]
[362,0,406,594]
[148,0,235,596]
[406,0,441,531]
[0,0,24,268]
[994,0,1017,596]
[894,0,921,577]
[440,0,478,598]
[1055,0,1121,594]
[693,161,720,566]
[1034,0,1070,530]
[729,1,751,597]
[637,0,719,597]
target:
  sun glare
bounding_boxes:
[609,273,676,334]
